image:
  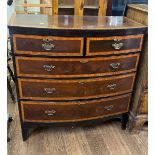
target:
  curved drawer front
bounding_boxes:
[18,74,135,100]
[16,54,139,78]
[87,35,143,56]
[21,94,131,122]
[13,35,83,56]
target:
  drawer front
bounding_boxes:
[16,54,139,78]
[87,35,143,56]
[21,94,131,122]
[18,74,135,100]
[13,35,83,56]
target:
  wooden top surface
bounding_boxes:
[128,4,148,13]
[8,14,146,30]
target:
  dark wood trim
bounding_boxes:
[8,27,146,38]
[121,113,129,130]
[9,33,24,130]
[106,0,112,16]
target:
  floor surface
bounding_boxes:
[7,83,148,155]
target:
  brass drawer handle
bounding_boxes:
[42,38,55,51]
[110,63,121,69]
[112,39,123,50]
[107,84,117,90]
[112,42,123,50]
[44,88,55,94]
[44,110,56,116]
[104,105,114,111]
[43,65,55,71]
[42,43,55,51]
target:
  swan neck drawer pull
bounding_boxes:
[44,110,56,116]
[42,43,55,51]
[107,84,117,90]
[43,65,55,71]
[42,38,55,51]
[44,88,56,94]
[112,39,123,50]
[110,63,121,69]
[104,105,114,111]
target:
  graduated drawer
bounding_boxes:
[13,34,83,56]
[16,54,139,78]
[86,35,143,56]
[21,94,131,123]
[18,73,135,101]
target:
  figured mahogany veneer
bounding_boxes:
[13,35,84,56]
[16,54,139,78]
[8,14,146,141]
[18,73,135,101]
[87,35,143,56]
[21,94,131,123]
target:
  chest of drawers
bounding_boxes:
[8,14,146,141]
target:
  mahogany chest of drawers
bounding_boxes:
[8,14,146,141]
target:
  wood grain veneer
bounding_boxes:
[87,35,143,56]
[8,15,146,30]
[21,93,131,123]
[13,34,84,56]
[18,73,135,101]
[16,54,139,78]
[8,14,146,140]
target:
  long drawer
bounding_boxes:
[18,73,135,100]
[21,93,131,122]
[13,34,84,56]
[16,54,139,78]
[87,35,143,56]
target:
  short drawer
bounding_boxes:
[13,34,83,56]
[18,73,135,101]
[86,35,143,56]
[16,54,139,78]
[21,94,131,122]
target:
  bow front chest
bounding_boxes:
[8,14,146,141]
